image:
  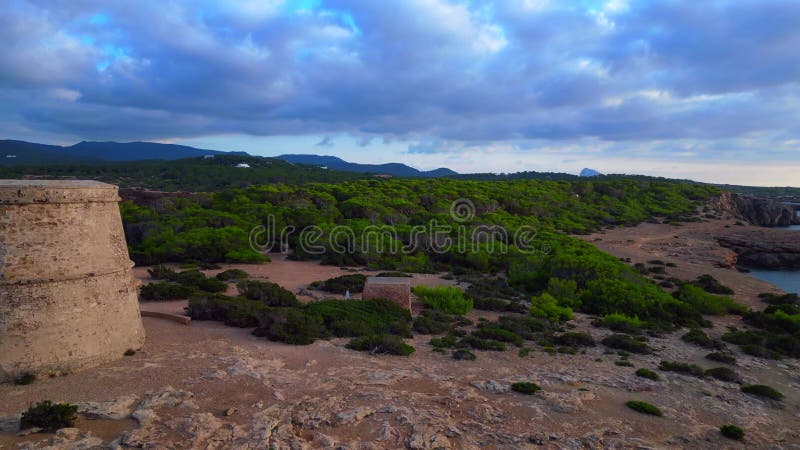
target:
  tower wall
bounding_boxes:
[0,180,145,382]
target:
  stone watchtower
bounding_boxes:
[0,180,145,382]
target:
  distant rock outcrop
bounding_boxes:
[718,230,800,269]
[579,168,601,177]
[712,192,799,227]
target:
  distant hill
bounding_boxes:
[580,168,602,177]
[0,139,246,165]
[277,154,458,177]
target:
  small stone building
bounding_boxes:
[362,277,412,312]
[0,180,145,382]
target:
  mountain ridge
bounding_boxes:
[276,154,458,177]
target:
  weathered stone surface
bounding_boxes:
[0,180,145,382]
[712,192,799,227]
[362,277,411,311]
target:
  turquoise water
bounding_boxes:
[746,224,800,294]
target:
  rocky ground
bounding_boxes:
[2,219,800,449]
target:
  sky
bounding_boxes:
[1,0,799,186]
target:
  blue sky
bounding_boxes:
[1,0,799,186]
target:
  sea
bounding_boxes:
[746,224,800,294]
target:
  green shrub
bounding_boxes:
[658,361,704,377]
[494,315,552,340]
[593,313,645,334]
[186,293,267,326]
[237,280,300,307]
[430,334,459,348]
[635,368,660,381]
[704,367,740,383]
[452,349,476,360]
[720,425,744,441]
[215,269,249,281]
[413,285,472,315]
[705,352,736,364]
[173,270,228,292]
[346,335,415,356]
[412,309,470,334]
[602,334,652,354]
[740,384,784,400]
[148,264,178,280]
[692,274,734,295]
[511,382,541,395]
[625,401,662,416]
[681,328,725,349]
[224,249,269,263]
[472,297,528,313]
[722,328,798,359]
[472,326,523,346]
[20,401,79,432]
[615,360,634,367]
[554,332,595,347]
[460,335,507,351]
[140,282,196,301]
[307,298,412,337]
[253,308,324,345]
[321,274,367,294]
[14,373,36,385]
[673,284,744,316]
[529,293,573,322]
[376,271,412,277]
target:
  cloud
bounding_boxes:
[315,135,334,147]
[0,0,798,175]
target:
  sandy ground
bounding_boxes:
[2,222,800,449]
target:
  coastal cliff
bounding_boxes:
[712,192,799,227]
[718,230,800,270]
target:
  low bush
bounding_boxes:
[253,308,324,345]
[14,373,36,385]
[511,382,541,395]
[681,328,725,349]
[237,280,300,307]
[148,264,178,280]
[173,270,227,292]
[307,298,412,338]
[722,328,798,359]
[625,401,662,416]
[460,335,507,351]
[187,293,268,327]
[472,297,528,313]
[705,352,736,364]
[602,334,652,354]
[20,401,79,432]
[413,285,472,315]
[529,293,573,322]
[429,334,459,349]
[321,274,367,294]
[658,361,704,377]
[376,271,412,277]
[720,424,744,441]
[452,349,476,360]
[140,282,196,301]
[412,309,471,335]
[691,274,734,295]
[740,384,784,401]
[554,332,595,347]
[346,335,415,356]
[215,269,249,281]
[635,368,660,381]
[592,313,645,334]
[704,367,740,383]
[472,326,524,346]
[495,315,552,340]
[615,360,634,367]
[673,284,745,316]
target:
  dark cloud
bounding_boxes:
[0,0,798,162]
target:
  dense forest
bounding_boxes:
[122,177,723,331]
